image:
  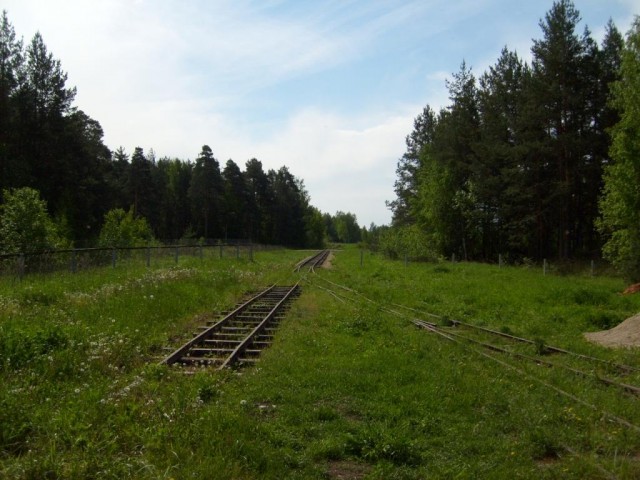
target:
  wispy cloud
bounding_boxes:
[3,0,637,226]
[213,105,417,225]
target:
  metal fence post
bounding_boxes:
[249,244,253,262]
[71,249,77,273]
[18,253,25,281]
[175,246,179,264]
[543,259,547,276]
[146,247,151,267]
[112,248,117,268]
[219,243,223,259]
[236,244,240,259]
[360,249,363,267]
[199,244,203,261]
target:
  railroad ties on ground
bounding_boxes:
[161,284,301,370]
[294,249,330,273]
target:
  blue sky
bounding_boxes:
[3,0,639,227]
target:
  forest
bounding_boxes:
[386,0,640,280]
[0,10,361,252]
[2,1,640,281]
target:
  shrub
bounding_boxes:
[0,187,68,254]
[98,208,155,248]
[378,225,439,262]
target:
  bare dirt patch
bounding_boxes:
[584,313,640,348]
[325,460,372,480]
[322,251,335,269]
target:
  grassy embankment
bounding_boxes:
[1,246,640,479]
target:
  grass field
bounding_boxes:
[1,246,640,479]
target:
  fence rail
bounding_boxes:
[0,242,264,280]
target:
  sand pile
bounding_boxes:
[584,313,640,348]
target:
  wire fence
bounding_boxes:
[0,242,267,280]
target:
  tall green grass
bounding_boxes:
[1,246,640,478]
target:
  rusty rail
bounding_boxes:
[295,249,330,273]
[161,283,301,369]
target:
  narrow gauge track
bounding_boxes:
[308,275,640,421]
[313,275,640,390]
[413,319,640,397]
[388,303,640,387]
[308,274,640,475]
[295,249,331,273]
[161,284,300,369]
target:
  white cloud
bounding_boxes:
[216,106,417,226]
[4,0,638,228]
[90,98,414,225]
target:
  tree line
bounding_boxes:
[387,0,629,267]
[0,11,361,253]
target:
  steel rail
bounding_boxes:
[219,283,300,369]
[161,285,278,366]
[316,276,639,374]
[312,276,640,394]
[448,318,640,374]
[160,284,300,368]
[414,319,640,435]
[414,320,640,397]
[309,276,637,475]
[295,249,330,273]
[392,300,640,375]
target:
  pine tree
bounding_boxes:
[188,145,222,239]
[128,147,155,223]
[477,48,533,257]
[269,166,307,247]
[244,158,271,243]
[598,18,640,281]
[441,61,481,259]
[222,159,249,240]
[388,105,437,226]
[529,0,598,258]
[0,10,25,194]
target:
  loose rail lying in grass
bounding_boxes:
[311,276,640,408]
[161,284,301,369]
[413,319,640,397]
[294,249,330,273]
[413,319,640,435]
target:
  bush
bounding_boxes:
[0,187,69,254]
[378,225,439,262]
[98,208,155,248]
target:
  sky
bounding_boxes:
[3,1,639,227]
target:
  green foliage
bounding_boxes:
[97,207,155,248]
[304,206,326,248]
[388,1,622,262]
[1,248,640,477]
[188,145,222,239]
[378,224,440,261]
[0,187,68,254]
[598,18,640,282]
[329,211,361,244]
[0,324,69,370]
[0,12,330,249]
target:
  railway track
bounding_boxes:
[308,275,640,432]
[307,274,640,476]
[161,283,301,369]
[161,248,330,370]
[295,249,331,273]
[413,319,640,397]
